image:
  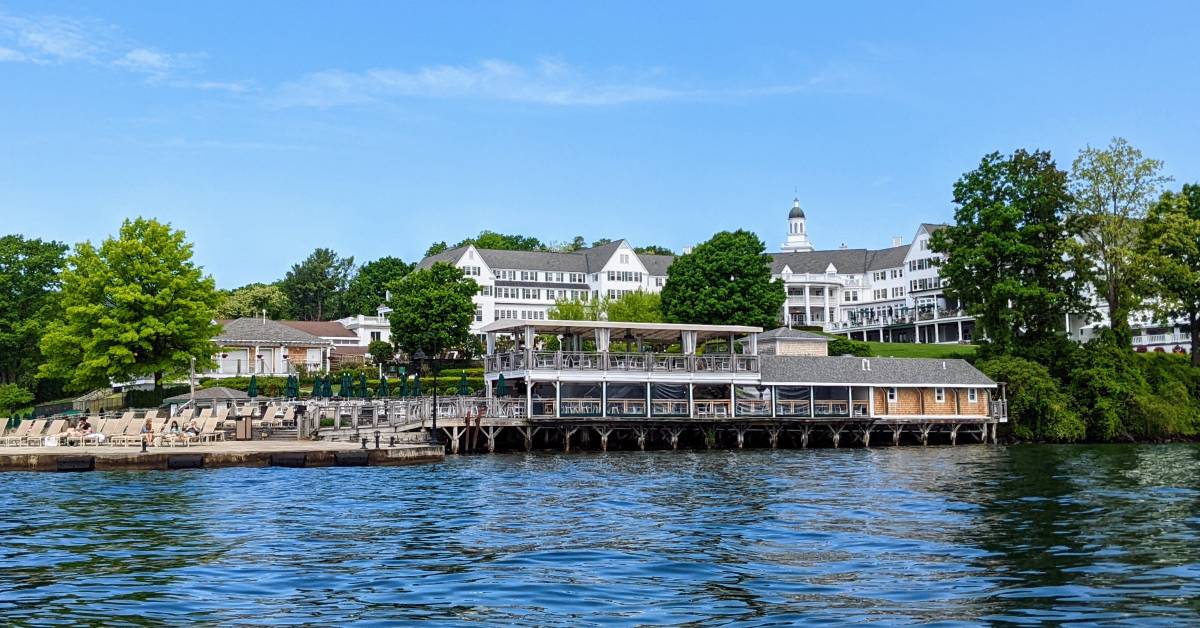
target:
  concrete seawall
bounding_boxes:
[0,441,444,472]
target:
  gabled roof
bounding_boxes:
[919,223,949,235]
[770,249,873,275]
[758,327,830,342]
[415,239,673,275]
[639,254,674,276]
[215,318,331,346]
[759,356,995,387]
[866,245,909,270]
[279,320,357,338]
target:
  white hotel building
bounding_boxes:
[346,198,1188,354]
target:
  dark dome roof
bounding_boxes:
[789,198,805,219]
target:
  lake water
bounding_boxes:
[2,444,1198,625]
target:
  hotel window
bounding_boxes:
[461,266,480,276]
[480,286,493,296]
[370,331,381,342]
[474,307,483,322]
[569,273,584,283]
[520,271,537,281]
[968,389,977,402]
[843,291,859,303]
[495,270,515,280]
[655,277,664,287]
[935,388,945,403]
[887,388,897,402]
[891,287,905,298]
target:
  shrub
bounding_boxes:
[0,384,34,416]
[827,338,872,357]
[978,356,1085,441]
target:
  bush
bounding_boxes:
[0,384,34,416]
[978,356,1085,442]
[827,338,872,357]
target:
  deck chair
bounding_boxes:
[255,404,279,429]
[197,407,213,420]
[215,405,233,428]
[0,420,36,446]
[66,417,106,446]
[37,419,68,446]
[93,415,132,446]
[279,406,296,428]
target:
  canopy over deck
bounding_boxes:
[480,320,762,345]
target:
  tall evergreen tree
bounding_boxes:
[931,149,1089,365]
[39,218,220,392]
[661,230,785,328]
[279,248,354,320]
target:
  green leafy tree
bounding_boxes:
[367,339,395,366]
[1139,185,1200,366]
[39,218,220,392]
[931,149,1089,366]
[548,297,591,320]
[1068,138,1171,341]
[0,383,34,416]
[608,290,664,322]
[591,238,614,248]
[827,338,872,357]
[456,230,545,251]
[280,248,354,320]
[344,256,413,316]
[0,235,68,388]
[425,241,449,257]
[635,244,675,256]
[386,262,479,357]
[977,356,1085,442]
[216,283,291,319]
[661,230,785,328]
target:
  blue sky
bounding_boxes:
[2,1,1198,288]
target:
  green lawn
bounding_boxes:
[863,342,978,360]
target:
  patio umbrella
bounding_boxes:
[495,374,508,396]
[337,372,350,398]
[412,373,422,397]
[247,374,259,398]
[322,375,333,398]
[357,373,369,399]
[378,376,390,398]
[457,370,469,396]
[285,375,298,399]
[311,374,324,398]
[398,374,408,398]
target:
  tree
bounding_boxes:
[216,283,291,319]
[457,230,545,251]
[661,230,785,328]
[977,356,1085,442]
[39,218,220,392]
[1068,138,1171,341]
[608,290,664,322]
[548,298,592,321]
[635,244,675,256]
[367,339,395,366]
[425,241,449,257]
[385,262,479,357]
[0,383,34,416]
[279,248,354,320]
[1139,185,1200,366]
[343,256,413,316]
[931,149,1089,365]
[591,238,613,248]
[0,235,68,389]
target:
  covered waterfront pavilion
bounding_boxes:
[479,319,765,419]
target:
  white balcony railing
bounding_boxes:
[485,351,759,375]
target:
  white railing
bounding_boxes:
[485,351,759,374]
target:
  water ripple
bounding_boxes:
[1,444,1198,625]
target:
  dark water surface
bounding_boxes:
[2,445,1199,625]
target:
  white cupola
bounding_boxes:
[781,197,814,252]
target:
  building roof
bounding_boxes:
[279,320,357,338]
[480,319,761,343]
[416,239,675,276]
[757,327,830,342]
[771,248,872,275]
[214,318,331,346]
[639,254,674,276]
[759,355,996,387]
[163,386,249,404]
[866,245,909,270]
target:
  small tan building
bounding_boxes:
[757,327,830,357]
[207,318,332,378]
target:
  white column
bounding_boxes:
[486,333,496,355]
[730,383,736,417]
[602,381,608,418]
[554,381,561,417]
[957,320,963,343]
[525,380,533,419]
[804,285,811,324]
[868,386,876,417]
[748,333,758,355]
[934,324,940,343]
[688,382,694,417]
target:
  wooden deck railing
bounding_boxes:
[485,351,759,375]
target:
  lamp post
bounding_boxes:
[413,349,439,442]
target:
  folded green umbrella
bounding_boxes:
[457,370,469,396]
[379,376,390,398]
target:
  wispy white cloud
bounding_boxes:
[114,47,188,76]
[0,13,108,63]
[270,58,828,108]
[0,45,25,62]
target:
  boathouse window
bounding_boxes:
[735,385,772,417]
[935,388,945,403]
[968,389,977,402]
[774,386,811,417]
[651,383,689,417]
[812,386,851,418]
[887,387,897,402]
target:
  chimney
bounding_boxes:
[941,361,946,370]
[891,236,902,247]
[861,358,871,371]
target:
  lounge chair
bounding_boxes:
[113,412,170,447]
[255,404,279,429]
[0,420,36,446]
[37,419,68,446]
[279,406,296,428]
[65,417,106,446]
[91,415,131,446]
[200,415,226,443]
[215,405,232,429]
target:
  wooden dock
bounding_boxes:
[0,440,444,472]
